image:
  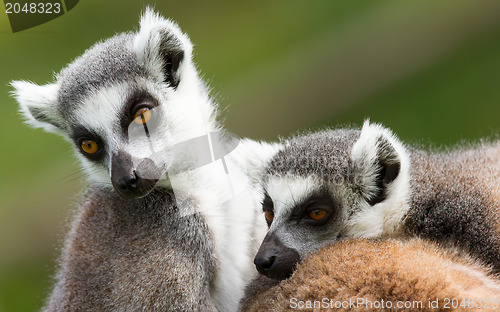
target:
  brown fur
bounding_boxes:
[241,239,500,312]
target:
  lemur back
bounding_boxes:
[242,239,500,312]
[406,144,500,271]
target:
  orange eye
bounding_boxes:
[308,209,327,221]
[264,210,274,223]
[81,140,99,154]
[133,107,152,125]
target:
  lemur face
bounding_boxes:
[64,80,171,198]
[254,123,410,280]
[254,175,349,280]
[12,10,212,199]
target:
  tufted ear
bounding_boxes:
[10,80,65,134]
[133,7,192,88]
[351,120,408,206]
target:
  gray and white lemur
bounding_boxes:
[12,8,278,311]
[254,120,500,280]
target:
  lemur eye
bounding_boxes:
[264,210,274,223]
[308,209,327,221]
[81,140,99,154]
[133,107,152,125]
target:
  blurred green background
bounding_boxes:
[1,0,500,311]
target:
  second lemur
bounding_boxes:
[255,120,500,279]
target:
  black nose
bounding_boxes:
[254,255,277,275]
[254,233,301,280]
[111,151,159,199]
[116,173,141,193]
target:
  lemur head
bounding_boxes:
[254,121,410,280]
[11,9,217,198]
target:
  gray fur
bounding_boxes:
[46,186,217,312]
[406,146,500,271]
[57,33,145,117]
[266,129,359,179]
[261,124,500,273]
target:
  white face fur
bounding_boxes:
[11,9,218,198]
[254,121,411,280]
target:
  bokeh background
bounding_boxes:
[1,0,500,311]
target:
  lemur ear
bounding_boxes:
[133,7,192,88]
[10,80,65,134]
[351,120,408,206]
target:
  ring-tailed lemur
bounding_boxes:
[253,120,500,280]
[242,239,500,312]
[12,8,278,311]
